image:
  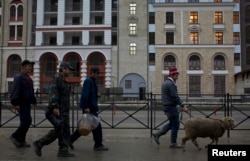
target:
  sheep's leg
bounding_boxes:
[205,138,215,148]
[181,136,190,151]
[191,138,201,150]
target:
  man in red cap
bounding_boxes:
[153,67,188,148]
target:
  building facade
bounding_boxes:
[0,0,242,97]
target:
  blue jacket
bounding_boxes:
[10,72,37,106]
[79,77,99,115]
[161,77,183,108]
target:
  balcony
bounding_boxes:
[164,23,176,32]
[213,23,225,31]
[189,23,201,31]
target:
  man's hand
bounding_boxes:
[182,105,188,112]
[84,108,90,113]
[53,108,60,116]
[12,106,20,114]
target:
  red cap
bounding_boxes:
[169,67,179,76]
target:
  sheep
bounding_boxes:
[181,117,235,151]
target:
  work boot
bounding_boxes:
[9,136,21,147]
[94,145,109,151]
[21,141,31,147]
[57,150,74,157]
[33,141,43,157]
[152,133,160,145]
[169,143,181,148]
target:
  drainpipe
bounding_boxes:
[0,0,5,93]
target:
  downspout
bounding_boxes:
[24,1,29,59]
[0,1,5,93]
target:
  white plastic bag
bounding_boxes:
[78,113,100,136]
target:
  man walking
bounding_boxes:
[10,60,37,148]
[70,67,108,151]
[33,62,74,157]
[153,67,188,148]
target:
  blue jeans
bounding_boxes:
[161,106,180,143]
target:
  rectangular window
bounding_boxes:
[233,32,240,45]
[233,11,239,24]
[112,16,117,28]
[166,32,174,44]
[189,75,201,97]
[130,43,136,55]
[125,80,132,89]
[214,0,222,2]
[214,75,225,97]
[190,11,198,24]
[166,12,173,24]
[9,26,15,40]
[129,23,137,35]
[95,16,103,24]
[72,36,80,45]
[149,53,155,65]
[149,32,155,45]
[50,17,57,25]
[215,32,223,44]
[72,17,80,25]
[190,32,199,44]
[50,37,57,45]
[112,35,117,45]
[188,0,199,2]
[95,36,103,45]
[214,11,223,24]
[234,53,240,66]
[17,25,23,40]
[149,12,155,24]
[130,2,136,15]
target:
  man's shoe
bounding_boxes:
[169,143,181,148]
[152,133,160,145]
[21,142,31,147]
[94,145,109,151]
[57,151,74,157]
[33,141,42,157]
[10,136,21,147]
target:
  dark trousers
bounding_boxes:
[37,114,70,151]
[12,104,32,143]
[71,122,103,147]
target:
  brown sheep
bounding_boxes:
[181,117,235,151]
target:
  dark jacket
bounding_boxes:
[10,72,37,106]
[48,73,71,115]
[79,77,99,115]
[161,77,183,108]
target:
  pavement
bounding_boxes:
[0,127,250,161]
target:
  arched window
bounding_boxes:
[41,54,57,77]
[189,55,200,70]
[7,54,21,77]
[17,5,23,21]
[214,55,225,70]
[63,53,81,77]
[10,5,16,21]
[164,55,176,70]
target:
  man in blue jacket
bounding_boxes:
[10,60,37,148]
[70,67,108,151]
[153,67,188,148]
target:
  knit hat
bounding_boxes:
[90,67,100,73]
[169,67,179,76]
[59,62,74,70]
[22,60,34,66]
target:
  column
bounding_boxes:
[105,60,112,88]
[83,0,90,25]
[33,61,40,91]
[81,60,87,85]
[36,0,44,25]
[57,0,65,26]
[57,31,64,45]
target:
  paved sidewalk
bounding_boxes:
[0,128,249,161]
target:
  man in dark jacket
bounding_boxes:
[10,60,37,148]
[33,62,74,157]
[152,67,188,148]
[70,67,108,151]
